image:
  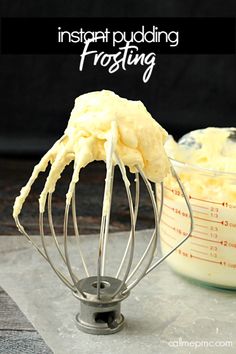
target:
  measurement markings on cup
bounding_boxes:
[190,248,209,256]
[190,254,223,265]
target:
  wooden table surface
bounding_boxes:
[0,286,53,353]
[0,157,153,236]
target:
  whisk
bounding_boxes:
[13,90,193,334]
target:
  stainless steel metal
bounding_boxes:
[74,276,129,334]
[15,155,194,335]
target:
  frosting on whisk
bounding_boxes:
[13,90,170,217]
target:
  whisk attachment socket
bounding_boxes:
[73,276,129,334]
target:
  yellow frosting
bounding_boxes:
[164,127,236,202]
[161,127,236,288]
[13,90,170,217]
[165,127,236,173]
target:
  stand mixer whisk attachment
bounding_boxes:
[13,90,193,334]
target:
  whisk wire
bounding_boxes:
[115,172,140,279]
[123,167,159,293]
[145,164,194,275]
[48,193,67,264]
[72,189,90,278]
[97,128,115,299]
[101,165,115,275]
[63,203,85,296]
[16,214,75,291]
[110,154,136,299]
[15,216,48,260]
[156,182,164,222]
[39,211,76,291]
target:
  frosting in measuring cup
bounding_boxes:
[161,127,236,288]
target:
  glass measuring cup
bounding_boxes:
[160,158,236,289]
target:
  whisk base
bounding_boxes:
[75,311,125,335]
[74,276,129,335]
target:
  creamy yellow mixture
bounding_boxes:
[164,128,236,202]
[165,127,236,173]
[161,127,236,288]
[13,90,170,217]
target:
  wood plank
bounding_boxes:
[0,286,53,353]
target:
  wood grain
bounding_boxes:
[0,157,153,235]
[0,286,53,353]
